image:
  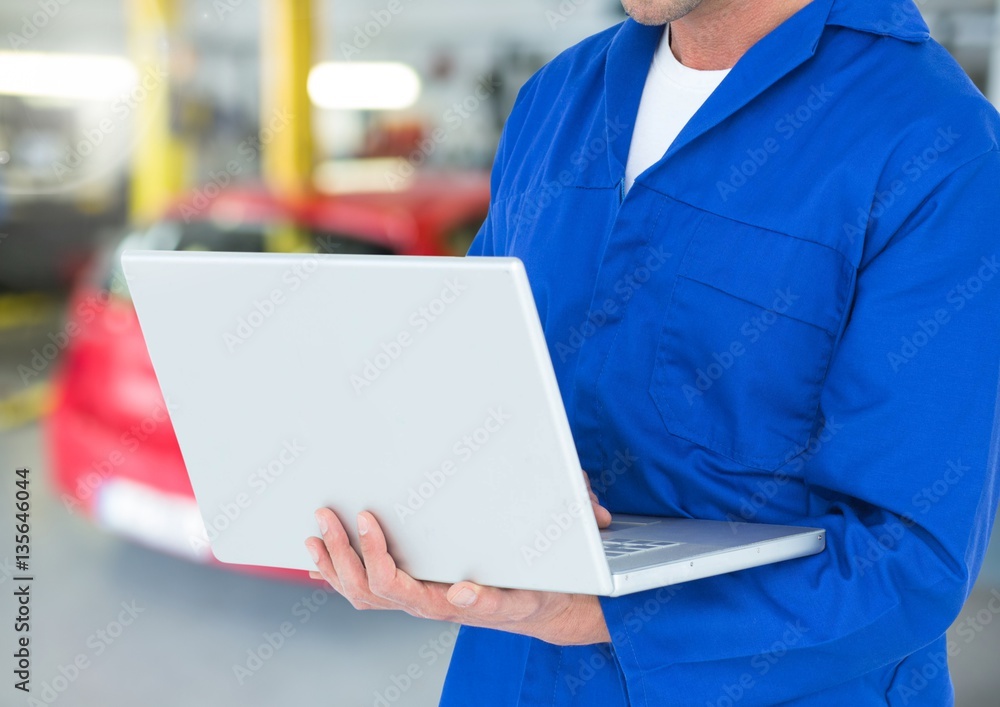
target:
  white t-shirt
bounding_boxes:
[624,28,731,193]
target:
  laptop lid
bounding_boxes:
[122,250,614,595]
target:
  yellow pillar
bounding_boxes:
[260,0,315,198]
[126,0,189,225]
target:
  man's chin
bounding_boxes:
[621,0,702,26]
[625,11,669,26]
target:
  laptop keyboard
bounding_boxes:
[602,538,679,558]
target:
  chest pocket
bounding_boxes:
[649,210,855,472]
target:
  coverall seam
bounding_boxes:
[613,598,649,707]
[549,646,563,706]
[860,147,1000,272]
[636,187,853,263]
[672,275,840,336]
[595,197,666,478]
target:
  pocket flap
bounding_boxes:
[679,213,853,335]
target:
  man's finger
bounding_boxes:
[305,536,348,592]
[313,508,387,609]
[592,500,613,529]
[354,511,478,621]
[358,511,439,609]
[582,470,613,529]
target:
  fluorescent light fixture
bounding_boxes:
[0,51,138,101]
[308,62,421,111]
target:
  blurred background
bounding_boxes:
[0,0,998,705]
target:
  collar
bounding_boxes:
[605,0,836,179]
[827,0,930,42]
[603,0,930,182]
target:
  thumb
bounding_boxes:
[447,581,529,615]
[582,471,612,529]
[447,582,481,608]
[591,497,612,529]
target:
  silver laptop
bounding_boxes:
[122,250,824,597]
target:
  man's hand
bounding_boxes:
[304,472,613,647]
[583,472,613,529]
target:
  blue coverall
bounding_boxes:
[442,0,1000,704]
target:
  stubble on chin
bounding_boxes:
[620,0,705,26]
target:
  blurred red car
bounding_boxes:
[45,173,489,579]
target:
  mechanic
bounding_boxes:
[305,0,1000,703]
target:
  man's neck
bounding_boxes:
[670,0,815,71]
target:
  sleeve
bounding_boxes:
[598,149,1000,703]
[467,91,520,259]
[465,128,505,258]
[466,68,549,259]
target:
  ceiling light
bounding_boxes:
[308,62,421,111]
[0,51,138,101]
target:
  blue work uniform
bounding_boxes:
[441,0,1000,704]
